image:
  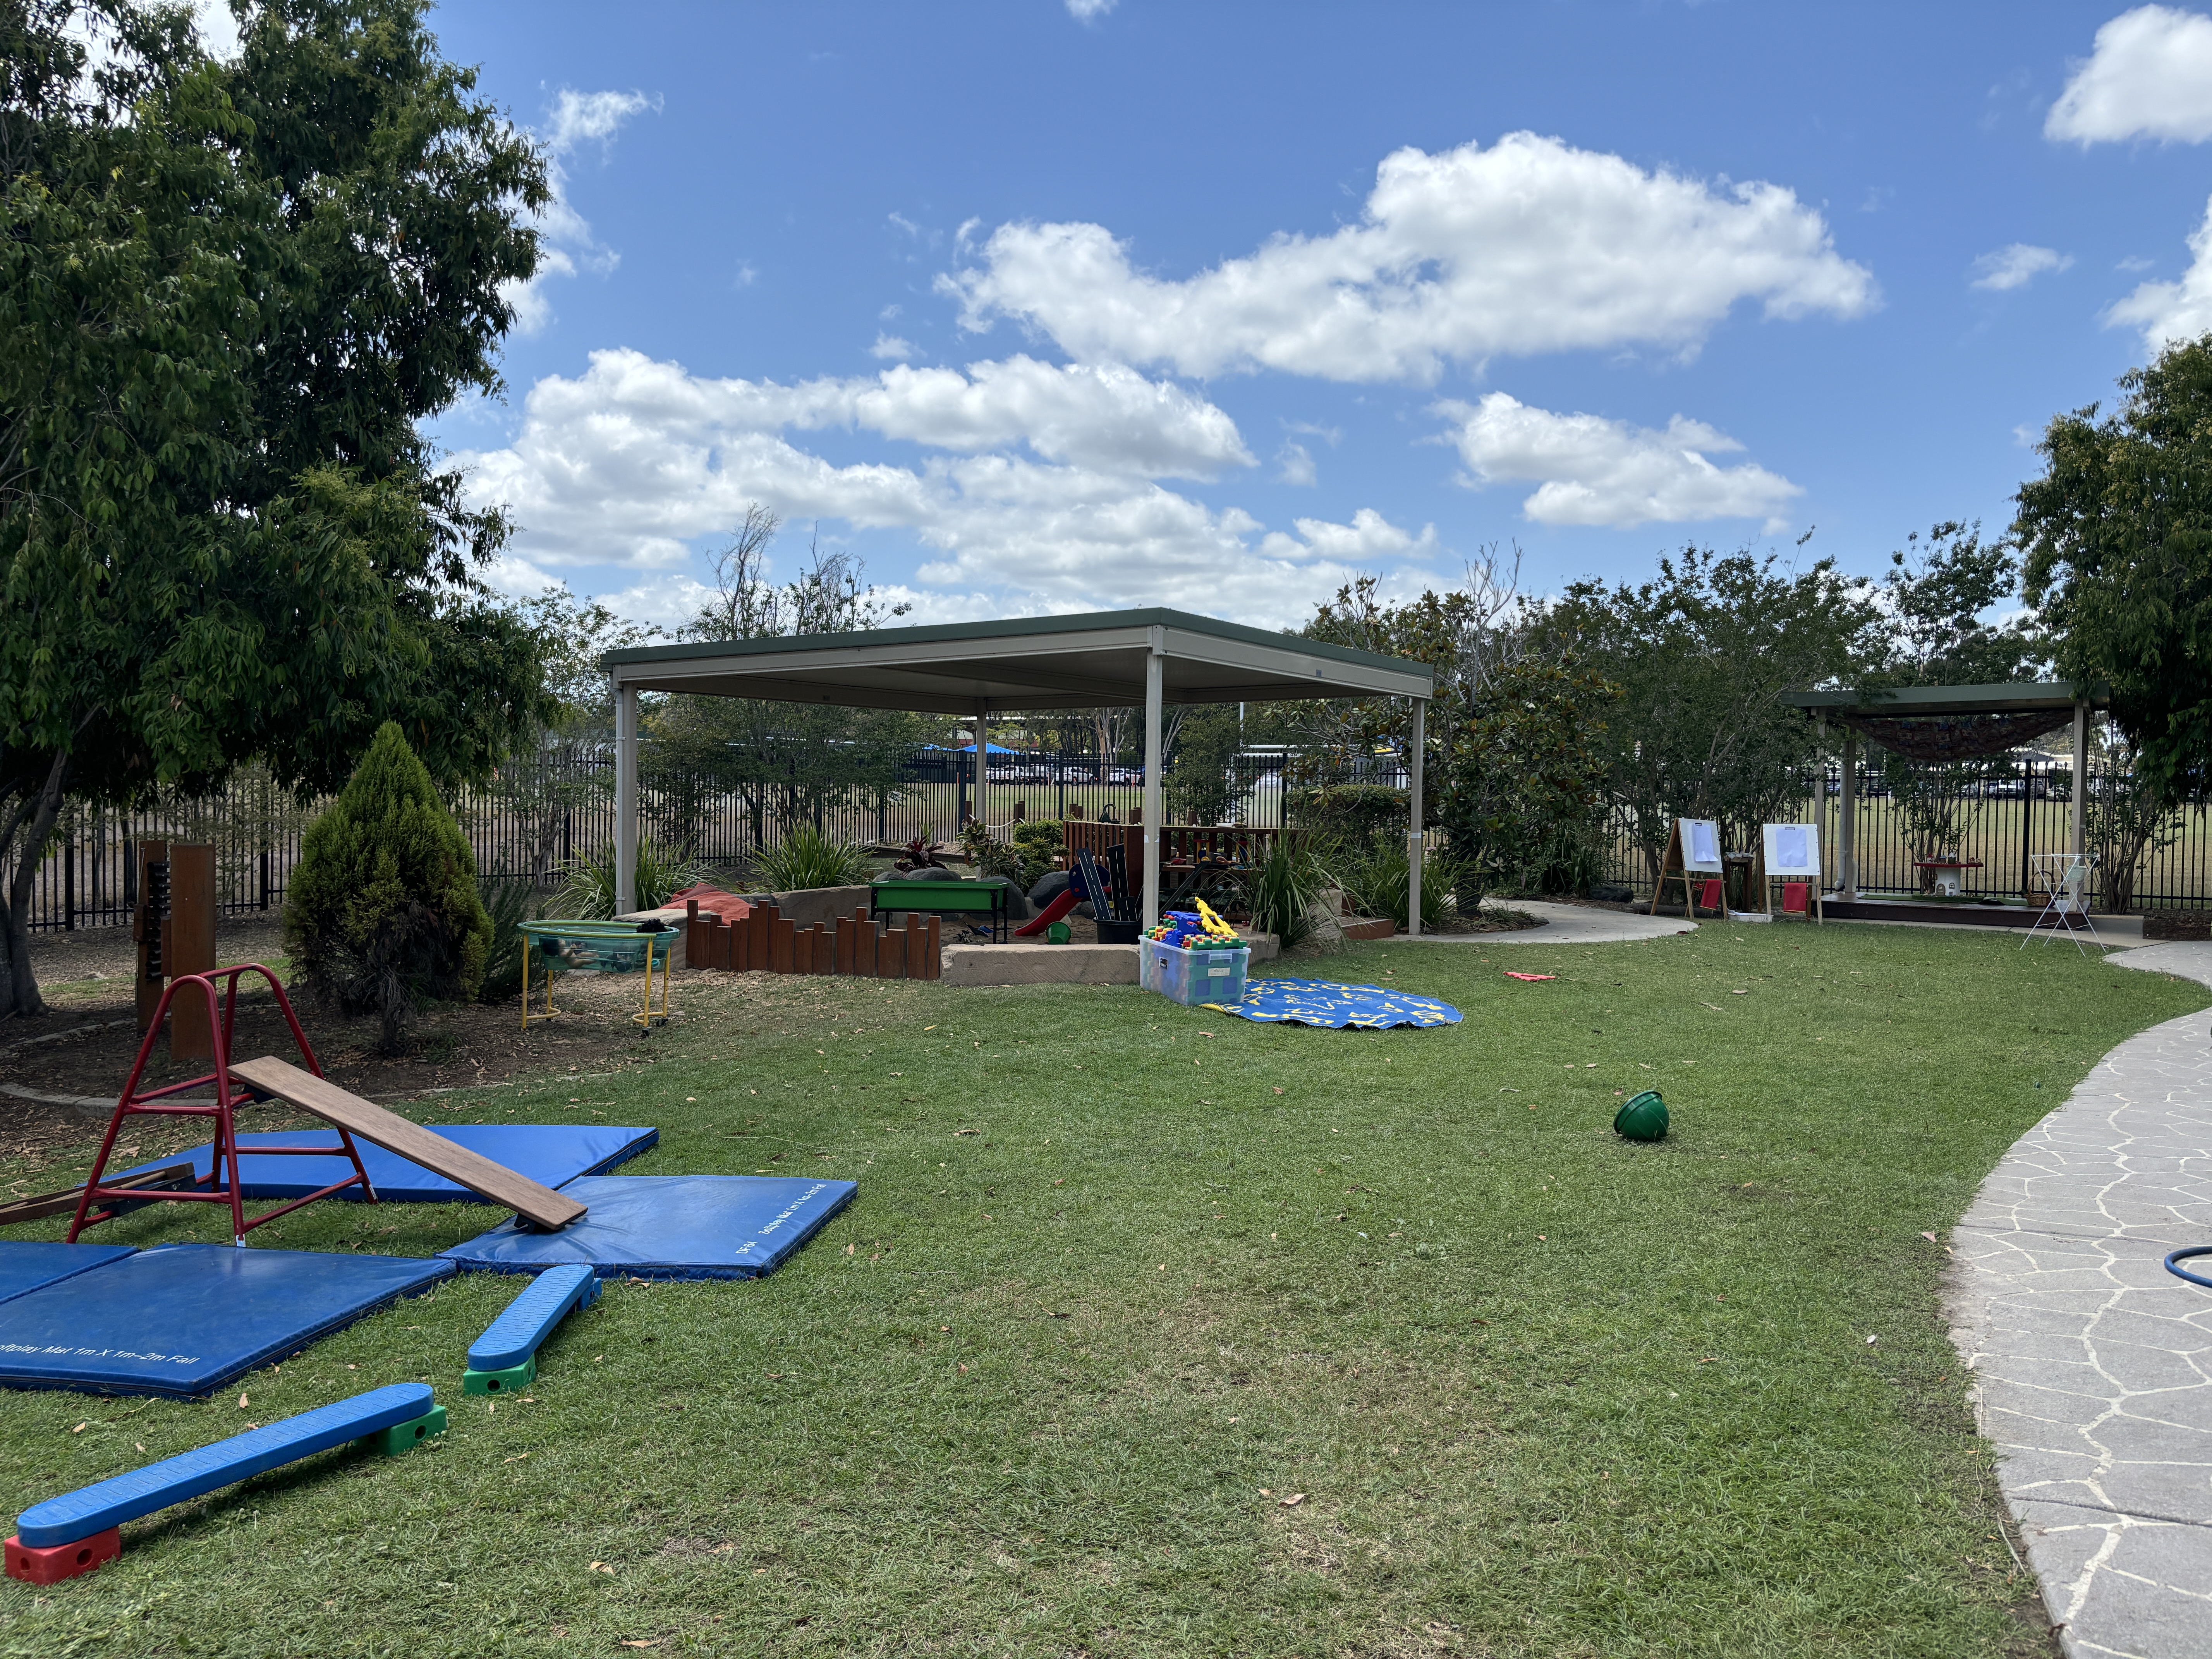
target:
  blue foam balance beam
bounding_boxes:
[4,1383,443,1584]
[463,1262,600,1394]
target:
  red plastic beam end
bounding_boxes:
[5,1527,122,1584]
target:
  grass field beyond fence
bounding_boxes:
[2,927,2200,1657]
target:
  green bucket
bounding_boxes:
[1613,1089,1668,1142]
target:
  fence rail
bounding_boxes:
[28,747,2211,934]
[21,742,1302,934]
[1599,758,2208,911]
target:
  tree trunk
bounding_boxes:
[0,748,70,1021]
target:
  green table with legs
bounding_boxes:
[870,879,1009,943]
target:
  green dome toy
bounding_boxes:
[1614,1089,1668,1142]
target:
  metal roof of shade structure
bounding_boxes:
[601,607,1434,714]
[1780,681,2104,717]
[599,607,1436,930]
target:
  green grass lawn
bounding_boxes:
[2,925,2202,1658]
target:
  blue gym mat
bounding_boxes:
[0,1245,453,1398]
[1204,977,1463,1029]
[441,1175,856,1279]
[0,1243,136,1309]
[109,1123,659,1204]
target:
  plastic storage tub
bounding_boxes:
[1139,938,1250,1007]
[521,922,656,974]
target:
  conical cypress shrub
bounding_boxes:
[285,722,492,1051]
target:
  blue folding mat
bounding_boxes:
[0,1243,136,1309]
[0,1245,452,1398]
[441,1175,856,1279]
[109,1123,658,1204]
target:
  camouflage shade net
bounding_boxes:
[1834,711,2071,764]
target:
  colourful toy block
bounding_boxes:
[462,1356,536,1395]
[5,1526,121,1585]
[365,1404,448,1457]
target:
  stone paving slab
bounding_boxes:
[1947,988,2212,1659]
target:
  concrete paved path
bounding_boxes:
[1946,954,2212,1657]
[1410,899,1698,946]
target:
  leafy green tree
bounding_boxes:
[284,722,491,1051]
[2017,335,2212,800]
[1301,554,1619,908]
[0,0,550,1017]
[1166,704,1240,824]
[1554,544,1877,880]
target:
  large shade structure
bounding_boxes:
[1781,680,2105,896]
[603,608,1436,931]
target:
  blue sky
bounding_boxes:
[368,2,2212,631]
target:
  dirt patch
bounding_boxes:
[0,917,678,1165]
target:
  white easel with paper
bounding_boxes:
[1651,818,1726,919]
[1760,822,1824,923]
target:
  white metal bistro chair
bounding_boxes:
[2022,852,2101,953]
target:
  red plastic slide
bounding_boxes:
[1014,889,1081,937]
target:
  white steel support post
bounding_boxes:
[1839,728,1858,899]
[1142,630,1164,930]
[1406,698,1425,938]
[2070,698,2088,858]
[973,701,988,830]
[615,678,640,916]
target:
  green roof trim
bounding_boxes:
[601,605,1431,688]
[1781,681,2103,716]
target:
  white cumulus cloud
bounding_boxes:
[1066,0,1118,17]
[941,132,1875,383]
[455,350,1396,624]
[2106,194,2212,349]
[871,333,914,361]
[2047,6,2212,144]
[1434,393,1802,529]
[1970,244,2073,291]
[502,89,661,335]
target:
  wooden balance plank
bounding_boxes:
[0,1163,197,1230]
[8,1383,438,1572]
[227,1058,585,1230]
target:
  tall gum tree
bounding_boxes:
[0,0,552,1018]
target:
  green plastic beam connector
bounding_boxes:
[362,1404,448,1458]
[462,1356,537,1396]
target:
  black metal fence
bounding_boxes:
[21,740,1303,934]
[30,744,2211,934]
[1598,757,2212,910]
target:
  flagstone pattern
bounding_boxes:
[1948,957,2212,1659]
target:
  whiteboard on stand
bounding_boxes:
[1678,819,1724,873]
[1762,822,1821,879]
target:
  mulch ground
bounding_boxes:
[0,917,668,1167]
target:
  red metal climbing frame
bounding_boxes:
[65,965,378,1246]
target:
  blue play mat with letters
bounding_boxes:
[1204,977,1462,1029]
